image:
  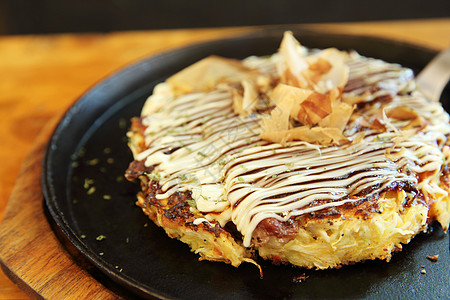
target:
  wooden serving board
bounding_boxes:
[0,119,123,299]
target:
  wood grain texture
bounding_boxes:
[0,118,119,299]
[0,19,448,298]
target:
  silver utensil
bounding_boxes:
[416,48,450,102]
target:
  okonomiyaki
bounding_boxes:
[125,32,450,271]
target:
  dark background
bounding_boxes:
[0,0,449,35]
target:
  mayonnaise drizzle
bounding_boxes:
[134,52,450,247]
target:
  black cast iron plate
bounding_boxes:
[42,28,450,299]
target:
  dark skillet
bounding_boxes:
[42,27,450,299]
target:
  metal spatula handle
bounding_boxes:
[416,48,450,102]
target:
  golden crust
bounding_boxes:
[254,190,429,269]
[133,179,255,268]
[130,167,443,270]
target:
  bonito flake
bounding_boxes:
[260,31,353,145]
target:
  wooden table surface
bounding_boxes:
[0,19,449,299]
